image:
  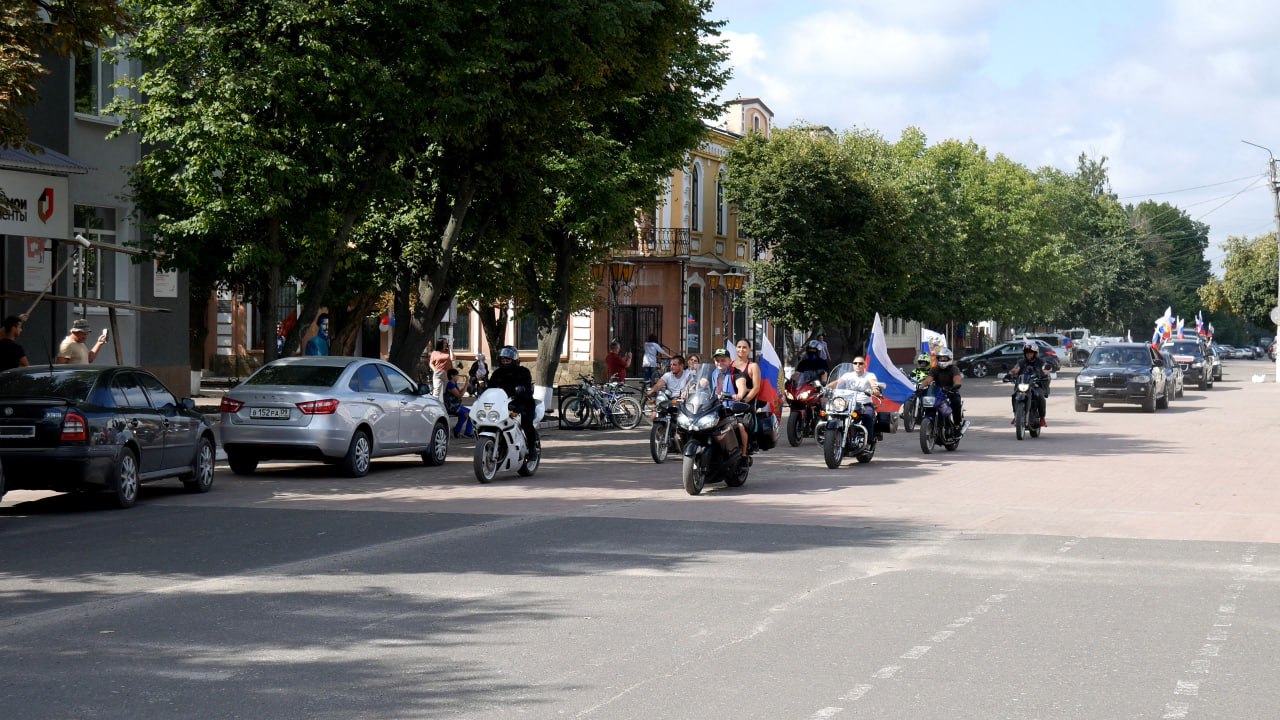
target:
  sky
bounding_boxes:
[711,0,1280,273]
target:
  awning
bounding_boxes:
[0,144,92,175]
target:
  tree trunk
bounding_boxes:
[188,283,211,369]
[328,289,381,357]
[533,313,568,388]
[475,301,509,364]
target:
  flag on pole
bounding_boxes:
[866,313,915,413]
[1176,317,1185,339]
[920,327,947,356]
[1126,329,1132,342]
[1195,311,1204,336]
[757,334,783,417]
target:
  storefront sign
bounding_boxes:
[23,236,50,292]
[154,258,178,298]
[0,169,70,239]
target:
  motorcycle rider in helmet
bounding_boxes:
[791,339,830,385]
[487,346,539,454]
[919,348,968,434]
[1005,341,1051,427]
[909,352,932,384]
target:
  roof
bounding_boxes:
[726,97,775,118]
[0,144,92,175]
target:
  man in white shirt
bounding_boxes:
[647,354,692,399]
[834,356,883,440]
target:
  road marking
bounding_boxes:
[929,630,955,642]
[839,685,872,702]
[810,708,843,719]
[901,646,931,660]
[1163,702,1190,719]
[871,666,901,679]
[1174,681,1199,696]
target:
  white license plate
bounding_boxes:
[250,407,291,419]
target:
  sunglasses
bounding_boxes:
[852,361,865,366]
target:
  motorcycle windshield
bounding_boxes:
[682,364,724,416]
[828,363,874,404]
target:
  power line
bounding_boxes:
[1116,173,1266,200]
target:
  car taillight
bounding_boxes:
[296,399,339,415]
[220,397,244,413]
[61,412,88,442]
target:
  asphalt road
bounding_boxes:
[2,361,1278,719]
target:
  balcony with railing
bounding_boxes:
[615,227,691,259]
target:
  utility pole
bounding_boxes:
[1241,141,1280,383]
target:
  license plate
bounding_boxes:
[250,407,291,419]
[0,425,35,438]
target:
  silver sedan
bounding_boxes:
[219,357,450,477]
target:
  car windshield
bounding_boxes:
[0,369,97,400]
[1088,348,1150,366]
[245,364,345,387]
[1162,341,1202,357]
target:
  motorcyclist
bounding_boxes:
[833,356,883,443]
[909,353,932,385]
[486,346,539,453]
[1005,341,1051,427]
[709,348,751,460]
[791,340,830,385]
[920,348,968,434]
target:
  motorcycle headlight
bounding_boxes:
[922,395,936,407]
[1131,375,1150,384]
[1017,383,1030,392]
[831,397,849,413]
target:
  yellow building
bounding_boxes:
[584,98,776,377]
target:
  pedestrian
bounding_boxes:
[605,340,631,381]
[429,338,453,401]
[445,368,473,438]
[56,318,108,364]
[0,315,30,370]
[304,314,330,356]
[814,333,830,361]
[641,334,671,384]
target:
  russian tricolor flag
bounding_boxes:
[865,313,915,413]
[757,334,783,417]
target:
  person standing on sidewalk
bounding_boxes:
[56,319,107,364]
[429,338,453,401]
[0,315,30,370]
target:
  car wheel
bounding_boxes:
[970,362,989,379]
[227,450,258,476]
[1142,392,1156,413]
[1075,400,1088,413]
[109,447,139,509]
[1157,386,1170,409]
[182,437,216,493]
[340,429,372,478]
[421,421,449,466]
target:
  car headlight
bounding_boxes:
[1076,376,1093,386]
[1131,375,1150,384]
[831,396,849,413]
[1192,361,1203,367]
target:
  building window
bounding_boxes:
[690,165,700,231]
[72,205,118,303]
[716,171,726,236]
[752,115,761,133]
[516,315,539,350]
[74,45,123,119]
[733,306,747,344]
[453,308,471,351]
[687,285,701,354]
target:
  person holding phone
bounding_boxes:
[56,319,107,364]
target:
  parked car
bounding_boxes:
[1270,341,1276,361]
[1074,343,1170,413]
[0,366,216,508]
[1158,349,1184,399]
[1162,339,1214,390]
[219,356,450,477]
[958,340,1061,378]
[1207,344,1224,380]
[1024,333,1074,364]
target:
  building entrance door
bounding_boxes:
[615,305,662,378]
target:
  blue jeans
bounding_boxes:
[643,366,657,383]
[452,407,473,437]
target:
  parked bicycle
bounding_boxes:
[559,375,642,430]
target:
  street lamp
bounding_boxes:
[603,260,635,345]
[1241,140,1280,383]
[706,268,747,342]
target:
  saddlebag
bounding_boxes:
[751,409,779,451]
[875,411,896,434]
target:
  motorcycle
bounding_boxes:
[901,381,925,432]
[820,362,879,469]
[472,387,544,483]
[784,370,825,446]
[918,386,962,454]
[676,364,751,495]
[649,389,683,463]
[1004,370,1045,440]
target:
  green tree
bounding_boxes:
[1,0,130,150]
[1124,201,1211,333]
[1200,233,1278,331]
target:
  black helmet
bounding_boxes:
[499,346,519,362]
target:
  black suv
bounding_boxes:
[1074,343,1170,413]
[1161,339,1213,390]
[958,340,1061,378]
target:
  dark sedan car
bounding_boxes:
[958,340,1061,378]
[0,366,216,508]
[1074,343,1170,413]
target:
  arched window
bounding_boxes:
[752,114,761,132]
[716,170,726,235]
[690,164,700,231]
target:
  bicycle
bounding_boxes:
[559,375,641,430]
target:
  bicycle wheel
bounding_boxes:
[559,395,590,429]
[610,396,642,429]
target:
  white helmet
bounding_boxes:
[1023,341,1038,355]
[498,346,519,362]
[936,349,954,368]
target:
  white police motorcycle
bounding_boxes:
[472,387,544,483]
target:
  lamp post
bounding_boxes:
[1241,140,1280,383]
[597,260,635,346]
[706,268,747,343]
